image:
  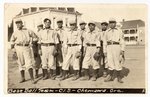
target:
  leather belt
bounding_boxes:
[67,44,79,47]
[59,41,63,44]
[107,41,119,45]
[16,44,29,46]
[41,43,55,46]
[86,43,96,46]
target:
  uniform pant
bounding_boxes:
[107,45,122,70]
[15,46,33,71]
[32,44,41,69]
[62,46,80,70]
[56,44,64,67]
[82,47,100,69]
[41,46,56,70]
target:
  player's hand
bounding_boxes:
[29,43,33,47]
[38,50,42,56]
[12,49,17,60]
[120,50,125,56]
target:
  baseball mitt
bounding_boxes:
[75,51,81,58]
[93,52,100,60]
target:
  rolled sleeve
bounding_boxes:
[37,31,42,44]
[10,32,16,45]
[120,31,125,51]
[96,33,101,47]
[63,32,68,48]
[103,32,107,53]
[54,32,59,44]
[77,31,82,45]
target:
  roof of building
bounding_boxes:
[121,19,145,29]
[14,7,82,19]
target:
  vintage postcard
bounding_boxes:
[5,3,147,94]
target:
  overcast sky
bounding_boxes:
[5,3,147,25]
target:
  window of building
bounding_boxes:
[39,7,48,10]
[136,36,138,41]
[124,37,129,41]
[49,7,57,10]
[130,29,136,34]
[130,36,136,41]
[58,7,66,11]
[124,30,129,34]
[31,7,37,12]
[23,8,29,14]
[67,8,75,13]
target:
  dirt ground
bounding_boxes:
[7,45,146,89]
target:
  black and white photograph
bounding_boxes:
[5,3,147,93]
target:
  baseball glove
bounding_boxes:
[53,49,59,57]
[75,51,81,58]
[93,52,100,60]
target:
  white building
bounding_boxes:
[13,7,82,32]
[121,19,145,45]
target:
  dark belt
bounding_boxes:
[59,41,63,44]
[86,43,96,46]
[107,41,119,45]
[16,44,29,46]
[67,44,79,47]
[41,43,55,46]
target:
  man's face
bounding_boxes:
[70,24,76,30]
[57,22,63,28]
[80,24,86,30]
[16,22,23,30]
[101,24,108,31]
[44,20,51,28]
[109,22,116,29]
[88,24,95,32]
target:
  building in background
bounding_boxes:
[13,7,82,32]
[121,19,145,45]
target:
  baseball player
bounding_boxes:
[38,18,59,80]
[81,21,101,81]
[32,23,43,78]
[103,18,125,83]
[55,19,66,78]
[99,21,108,78]
[59,20,82,81]
[79,20,87,76]
[10,19,37,84]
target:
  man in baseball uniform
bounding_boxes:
[55,19,66,78]
[99,21,108,78]
[10,19,37,84]
[59,20,82,81]
[81,21,101,81]
[32,23,43,78]
[103,18,125,83]
[79,20,87,76]
[38,18,59,80]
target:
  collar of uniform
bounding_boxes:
[43,27,53,30]
[69,28,77,32]
[88,29,96,33]
[56,27,64,31]
[17,28,27,31]
[107,27,118,32]
[80,28,86,31]
[22,28,27,30]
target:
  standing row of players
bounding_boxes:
[10,18,125,84]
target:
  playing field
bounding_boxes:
[7,45,146,89]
